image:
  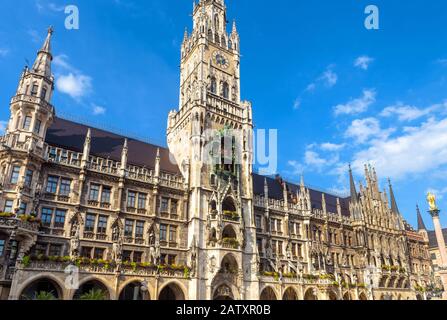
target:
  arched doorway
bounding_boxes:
[359,292,368,300]
[159,283,185,300]
[304,288,318,300]
[328,290,338,300]
[213,284,234,300]
[119,281,150,300]
[73,280,110,300]
[220,253,239,274]
[343,292,352,300]
[222,197,237,213]
[283,287,298,300]
[20,278,62,300]
[260,287,277,300]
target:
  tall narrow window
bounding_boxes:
[31,84,38,96]
[46,176,59,193]
[210,78,217,94]
[10,166,20,184]
[222,82,229,99]
[85,214,96,232]
[137,193,147,209]
[34,119,41,134]
[135,221,144,238]
[160,198,169,213]
[101,187,111,204]
[159,224,168,242]
[169,226,177,243]
[125,219,134,237]
[54,209,66,228]
[4,200,14,213]
[171,200,178,215]
[23,116,32,130]
[41,87,47,100]
[0,239,5,257]
[19,202,27,215]
[59,178,71,196]
[25,169,33,187]
[41,208,53,227]
[97,215,108,234]
[127,191,136,208]
[89,184,100,201]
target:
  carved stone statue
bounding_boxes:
[427,192,438,211]
[70,225,80,258]
[189,237,198,277]
[112,235,123,262]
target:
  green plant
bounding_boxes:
[332,281,340,287]
[0,212,15,218]
[184,267,191,279]
[79,289,107,300]
[222,237,240,248]
[22,256,31,268]
[34,291,57,300]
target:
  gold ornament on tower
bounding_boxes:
[427,192,439,211]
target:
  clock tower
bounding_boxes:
[167,0,258,300]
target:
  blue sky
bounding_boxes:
[0,0,447,230]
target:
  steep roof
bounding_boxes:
[46,117,352,216]
[428,229,447,249]
[46,117,181,174]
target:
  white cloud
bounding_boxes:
[293,98,301,110]
[92,104,106,115]
[334,89,376,116]
[304,150,339,171]
[53,54,75,71]
[287,160,305,175]
[56,73,92,99]
[351,117,447,180]
[319,68,338,88]
[35,0,65,13]
[320,142,346,152]
[437,59,447,66]
[354,55,374,70]
[53,54,93,100]
[345,117,394,144]
[380,101,446,122]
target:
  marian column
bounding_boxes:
[427,193,447,299]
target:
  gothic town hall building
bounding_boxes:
[0,0,434,300]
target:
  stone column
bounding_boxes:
[429,210,447,266]
[429,209,447,300]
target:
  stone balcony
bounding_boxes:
[0,216,40,233]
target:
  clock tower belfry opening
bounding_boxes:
[167,0,258,300]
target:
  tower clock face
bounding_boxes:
[213,50,230,69]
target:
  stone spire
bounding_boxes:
[349,164,358,203]
[388,179,400,215]
[32,26,54,78]
[416,205,427,231]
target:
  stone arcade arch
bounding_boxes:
[119,281,150,300]
[304,288,318,300]
[343,292,352,300]
[158,282,186,300]
[213,284,234,300]
[19,277,63,300]
[359,292,368,300]
[73,279,111,300]
[328,290,339,300]
[260,286,278,300]
[282,287,298,300]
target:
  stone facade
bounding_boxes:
[0,0,436,300]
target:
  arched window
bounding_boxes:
[228,40,233,50]
[222,82,229,99]
[221,36,226,47]
[210,78,217,94]
[215,33,220,45]
[214,14,219,29]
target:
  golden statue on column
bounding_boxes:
[427,192,439,212]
